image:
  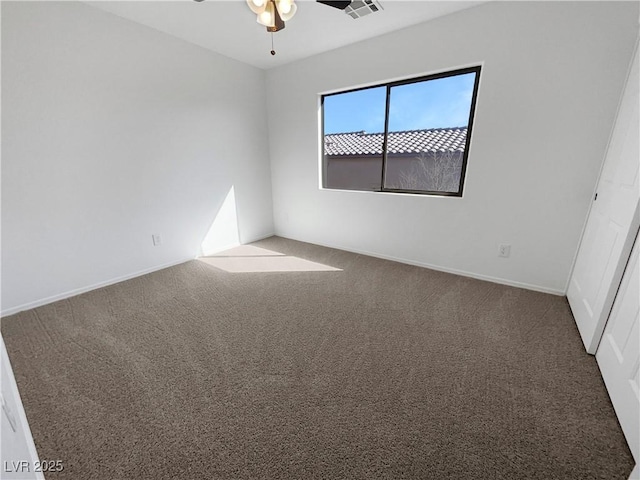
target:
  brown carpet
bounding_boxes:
[1,236,634,479]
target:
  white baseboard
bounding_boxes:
[274,233,565,296]
[200,242,241,257]
[199,232,276,257]
[3,230,559,317]
[241,231,276,245]
[0,257,195,318]
[1,232,277,318]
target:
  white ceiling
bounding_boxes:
[86,0,484,69]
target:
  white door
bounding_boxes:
[1,336,45,480]
[596,231,639,464]
[567,44,640,354]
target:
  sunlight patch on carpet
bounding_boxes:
[199,246,341,273]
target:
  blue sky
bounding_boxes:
[323,72,476,134]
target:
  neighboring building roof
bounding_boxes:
[324,127,467,156]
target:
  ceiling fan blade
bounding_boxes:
[316,1,351,10]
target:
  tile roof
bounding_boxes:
[324,127,467,156]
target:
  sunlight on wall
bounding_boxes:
[200,186,240,256]
[198,245,342,273]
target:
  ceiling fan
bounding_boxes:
[193,0,383,55]
[244,0,355,34]
[194,0,382,32]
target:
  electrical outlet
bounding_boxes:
[498,244,511,258]
[152,234,162,246]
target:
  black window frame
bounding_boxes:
[321,65,482,197]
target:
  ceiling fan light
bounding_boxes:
[276,0,292,15]
[257,1,276,27]
[277,1,297,21]
[247,0,267,14]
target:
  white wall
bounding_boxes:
[266,1,639,294]
[1,2,274,314]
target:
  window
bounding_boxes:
[321,66,481,196]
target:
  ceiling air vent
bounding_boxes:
[345,0,383,19]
